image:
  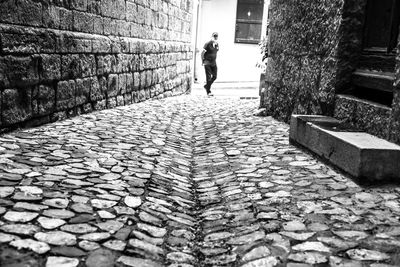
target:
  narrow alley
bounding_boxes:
[0,94,399,267]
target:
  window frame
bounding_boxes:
[234,0,264,44]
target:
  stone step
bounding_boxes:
[352,69,395,93]
[289,115,400,182]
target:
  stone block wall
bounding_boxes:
[262,0,344,122]
[0,0,193,130]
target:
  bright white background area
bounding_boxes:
[192,0,269,83]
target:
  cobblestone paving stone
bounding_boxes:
[0,95,400,267]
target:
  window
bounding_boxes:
[350,0,400,105]
[235,0,264,44]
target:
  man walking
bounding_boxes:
[201,32,219,96]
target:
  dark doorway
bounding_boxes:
[363,0,400,53]
[351,0,400,106]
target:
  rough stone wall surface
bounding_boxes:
[262,0,344,122]
[390,41,400,144]
[389,90,400,144]
[0,0,193,130]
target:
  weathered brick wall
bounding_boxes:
[261,0,344,122]
[0,0,193,130]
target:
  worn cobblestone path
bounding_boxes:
[0,95,400,267]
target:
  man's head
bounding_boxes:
[212,32,218,41]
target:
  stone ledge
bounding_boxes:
[289,114,400,181]
[334,94,391,140]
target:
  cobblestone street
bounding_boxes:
[0,94,400,267]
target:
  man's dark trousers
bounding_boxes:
[204,64,217,94]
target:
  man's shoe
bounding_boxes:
[207,93,214,97]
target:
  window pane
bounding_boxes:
[235,22,262,43]
[237,2,263,21]
[236,23,250,40]
[248,23,262,40]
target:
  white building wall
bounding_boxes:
[194,0,269,83]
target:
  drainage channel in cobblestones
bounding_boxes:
[192,112,266,266]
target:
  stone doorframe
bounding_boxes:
[335,0,368,94]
